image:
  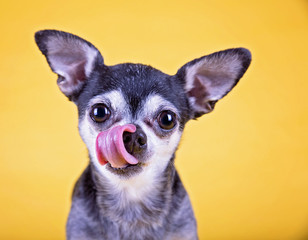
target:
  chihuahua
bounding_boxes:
[35,30,251,240]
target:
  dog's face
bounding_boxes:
[35,30,251,184]
[76,63,189,180]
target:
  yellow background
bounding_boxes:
[0,0,307,239]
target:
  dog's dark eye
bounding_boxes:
[90,104,110,123]
[158,111,176,130]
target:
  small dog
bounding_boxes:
[35,30,251,240]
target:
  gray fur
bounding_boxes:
[67,160,197,240]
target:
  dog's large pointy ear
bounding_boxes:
[35,30,103,99]
[177,48,251,118]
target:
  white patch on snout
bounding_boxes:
[79,90,129,170]
[117,95,182,201]
[79,92,183,202]
[136,94,182,176]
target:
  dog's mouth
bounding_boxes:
[95,124,140,170]
[105,161,144,176]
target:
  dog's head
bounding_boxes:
[35,30,251,183]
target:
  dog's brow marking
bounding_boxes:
[143,95,178,115]
[88,90,128,112]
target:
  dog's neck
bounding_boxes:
[90,158,176,227]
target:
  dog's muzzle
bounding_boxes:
[95,124,147,169]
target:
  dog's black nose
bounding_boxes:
[123,127,147,155]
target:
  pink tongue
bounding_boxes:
[95,124,139,168]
